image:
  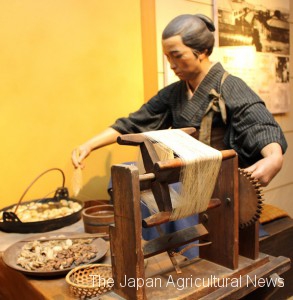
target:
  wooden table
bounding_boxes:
[0,219,291,300]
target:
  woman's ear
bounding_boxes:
[198,50,208,62]
[198,53,205,62]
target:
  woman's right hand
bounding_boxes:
[71,144,92,168]
[71,128,121,168]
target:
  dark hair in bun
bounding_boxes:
[162,14,215,56]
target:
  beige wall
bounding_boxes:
[0,0,143,208]
[155,0,293,216]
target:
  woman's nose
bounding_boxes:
[169,60,176,70]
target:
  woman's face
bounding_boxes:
[162,35,202,81]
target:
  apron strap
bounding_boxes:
[199,71,229,145]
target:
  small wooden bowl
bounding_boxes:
[83,199,110,208]
[82,204,114,237]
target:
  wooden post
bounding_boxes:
[239,221,259,260]
[199,155,239,270]
[109,164,146,300]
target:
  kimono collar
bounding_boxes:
[180,62,227,126]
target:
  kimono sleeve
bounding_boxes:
[110,84,178,134]
[222,76,287,166]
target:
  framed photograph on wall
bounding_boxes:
[213,0,290,113]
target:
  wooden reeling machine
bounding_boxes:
[102,128,291,300]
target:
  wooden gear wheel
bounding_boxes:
[239,168,264,228]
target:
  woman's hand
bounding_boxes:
[71,127,121,169]
[71,144,92,168]
[244,143,283,186]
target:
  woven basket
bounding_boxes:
[66,264,113,299]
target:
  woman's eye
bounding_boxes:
[165,53,183,62]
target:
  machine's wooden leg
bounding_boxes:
[239,221,259,260]
[199,155,239,270]
[110,164,146,300]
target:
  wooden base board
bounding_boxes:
[100,252,290,300]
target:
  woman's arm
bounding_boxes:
[71,127,121,168]
[244,142,284,186]
[71,84,179,168]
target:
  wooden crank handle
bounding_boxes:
[178,127,197,135]
[142,198,221,228]
[117,134,146,145]
[117,127,197,146]
[154,149,237,172]
[142,211,171,228]
[220,149,237,160]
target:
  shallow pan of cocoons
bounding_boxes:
[82,204,114,238]
[0,197,83,233]
[0,168,84,233]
